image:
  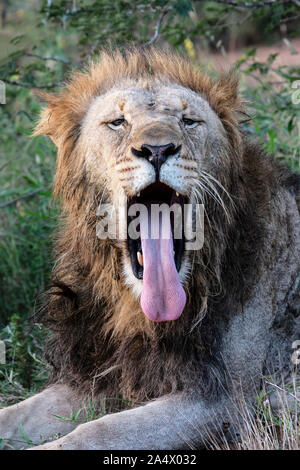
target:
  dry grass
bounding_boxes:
[207,378,300,450]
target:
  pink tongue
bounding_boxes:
[140,206,186,322]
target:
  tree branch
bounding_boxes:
[0,162,8,172]
[145,8,170,47]
[25,53,76,66]
[210,10,252,29]
[280,13,300,22]
[0,187,51,209]
[210,0,298,7]
[1,78,61,90]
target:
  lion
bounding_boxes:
[0,48,299,450]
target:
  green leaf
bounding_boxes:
[287,117,295,133]
[268,129,275,154]
[172,0,193,17]
[18,423,35,446]
[10,35,26,46]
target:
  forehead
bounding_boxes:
[89,83,213,119]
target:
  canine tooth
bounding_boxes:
[176,192,179,197]
[137,192,140,197]
[137,251,143,266]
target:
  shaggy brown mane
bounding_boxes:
[34,48,299,408]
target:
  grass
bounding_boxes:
[0,85,57,406]
[207,378,300,450]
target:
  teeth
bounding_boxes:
[137,251,143,266]
[137,192,140,197]
[176,192,179,197]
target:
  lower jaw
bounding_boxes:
[127,186,187,280]
[125,182,188,321]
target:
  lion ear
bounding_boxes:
[210,71,242,116]
[33,108,61,147]
[33,92,64,147]
[33,90,83,200]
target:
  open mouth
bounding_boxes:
[127,182,186,279]
[126,182,188,322]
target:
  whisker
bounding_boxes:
[97,179,110,209]
[190,183,212,231]
[194,178,231,222]
[173,163,198,171]
[116,157,132,164]
[119,176,135,182]
[118,166,140,173]
[201,170,236,210]
[193,176,232,223]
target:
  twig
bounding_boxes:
[15,110,35,121]
[0,162,8,172]
[209,0,295,7]
[265,380,300,403]
[280,13,300,22]
[210,10,252,29]
[0,79,61,90]
[0,186,51,209]
[25,53,76,66]
[145,8,170,46]
[89,39,101,60]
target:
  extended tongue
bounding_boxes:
[140,206,186,322]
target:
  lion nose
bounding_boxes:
[131,143,180,176]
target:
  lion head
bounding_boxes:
[35,48,244,322]
[35,48,282,402]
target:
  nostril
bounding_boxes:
[141,144,178,160]
[131,147,147,158]
[164,143,176,158]
[140,145,154,159]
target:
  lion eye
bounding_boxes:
[108,118,126,130]
[182,117,200,128]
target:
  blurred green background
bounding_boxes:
[0,0,299,413]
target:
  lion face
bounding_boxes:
[79,81,227,322]
[81,83,225,195]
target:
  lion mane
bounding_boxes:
[34,48,299,409]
